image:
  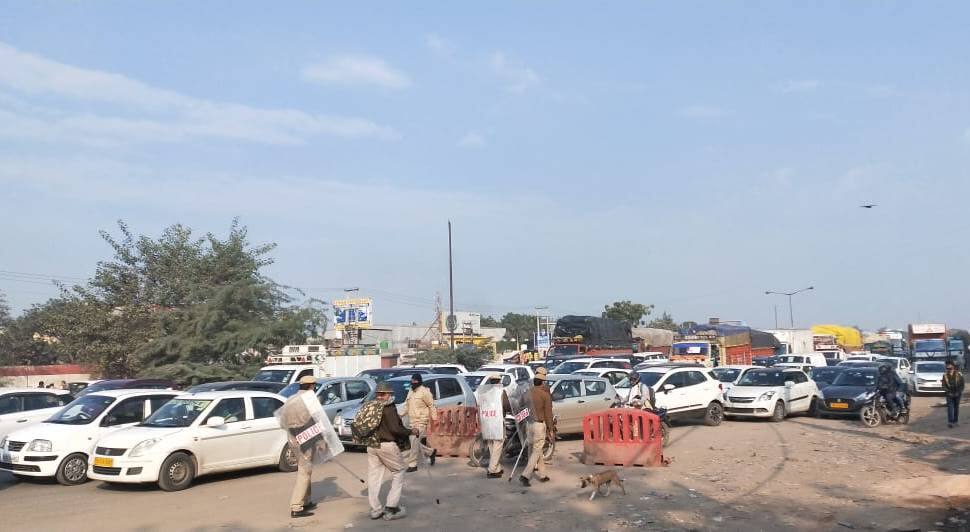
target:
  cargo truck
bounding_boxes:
[908,324,948,363]
[546,315,634,365]
[765,329,814,355]
[670,324,775,367]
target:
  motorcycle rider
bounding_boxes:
[876,364,905,417]
[625,371,655,410]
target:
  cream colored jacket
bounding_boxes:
[404,385,437,427]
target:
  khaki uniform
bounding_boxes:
[278,390,317,512]
[523,384,553,480]
[403,385,437,468]
[367,402,412,515]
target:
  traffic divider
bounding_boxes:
[426,406,480,458]
[582,408,663,467]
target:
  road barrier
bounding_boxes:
[426,406,480,458]
[582,408,663,467]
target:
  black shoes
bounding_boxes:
[538,476,550,483]
[430,449,437,466]
[303,501,318,511]
[486,470,504,479]
[290,509,313,518]
[406,466,418,473]
[519,476,531,487]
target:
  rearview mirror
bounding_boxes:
[662,384,675,392]
[785,381,794,388]
[206,416,226,428]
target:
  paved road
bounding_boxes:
[0,395,963,531]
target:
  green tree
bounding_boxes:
[498,312,537,342]
[0,290,11,327]
[480,315,501,328]
[646,311,678,331]
[415,346,492,371]
[602,300,654,326]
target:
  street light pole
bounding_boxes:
[448,221,455,351]
[764,286,814,329]
[534,305,548,349]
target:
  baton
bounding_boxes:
[507,444,526,483]
[331,456,366,484]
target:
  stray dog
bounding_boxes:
[579,470,626,500]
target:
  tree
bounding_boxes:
[0,290,11,327]
[680,321,698,333]
[498,312,537,342]
[646,311,678,332]
[602,300,654,326]
[480,315,501,328]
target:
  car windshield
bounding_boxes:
[76,380,127,396]
[142,399,213,427]
[712,368,742,383]
[548,345,580,357]
[364,380,412,404]
[252,369,295,384]
[737,370,788,387]
[552,361,588,374]
[573,371,599,377]
[833,369,877,387]
[615,372,664,389]
[48,395,115,424]
[811,368,841,383]
[463,375,486,390]
[777,356,804,364]
[360,370,419,383]
[916,362,946,373]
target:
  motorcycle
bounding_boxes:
[859,390,910,427]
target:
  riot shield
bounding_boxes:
[275,391,345,467]
[505,380,535,454]
[476,382,505,441]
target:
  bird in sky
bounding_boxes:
[860,204,878,209]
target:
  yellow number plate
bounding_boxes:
[94,457,114,468]
[829,402,848,409]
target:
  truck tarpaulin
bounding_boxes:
[750,330,782,350]
[811,325,863,350]
[554,315,632,347]
[631,327,675,347]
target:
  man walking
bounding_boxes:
[278,376,322,518]
[520,367,553,486]
[363,382,415,520]
[476,374,511,478]
[943,360,965,428]
[403,374,437,472]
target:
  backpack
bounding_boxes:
[351,400,385,444]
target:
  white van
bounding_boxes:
[774,353,828,368]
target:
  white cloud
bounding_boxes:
[425,34,452,56]
[680,105,727,119]
[779,79,821,93]
[0,42,397,145]
[964,128,970,144]
[457,131,485,147]
[301,54,411,90]
[490,52,539,93]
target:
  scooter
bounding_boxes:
[859,390,910,427]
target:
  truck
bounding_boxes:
[546,315,633,363]
[908,324,948,363]
[252,344,383,385]
[765,329,814,355]
[670,324,775,367]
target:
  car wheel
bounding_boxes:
[770,401,786,422]
[278,443,299,473]
[158,452,195,492]
[807,397,820,418]
[703,402,724,426]
[859,404,882,428]
[55,453,88,486]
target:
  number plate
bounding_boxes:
[93,457,114,468]
[829,402,849,409]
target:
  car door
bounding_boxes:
[581,379,614,415]
[550,379,585,433]
[788,372,812,412]
[97,396,163,452]
[1,393,68,437]
[317,382,346,420]
[655,372,689,413]
[249,396,285,463]
[0,394,26,438]
[196,397,252,471]
[434,377,467,407]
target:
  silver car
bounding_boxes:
[279,376,376,421]
[547,374,618,434]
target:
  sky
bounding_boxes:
[1,2,969,331]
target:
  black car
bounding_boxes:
[817,367,909,416]
[185,380,286,394]
[810,366,845,388]
[357,368,433,383]
[75,378,177,396]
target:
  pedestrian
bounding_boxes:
[403,374,437,472]
[60,380,68,390]
[277,375,323,518]
[361,382,414,520]
[943,360,965,428]
[476,374,511,478]
[37,381,45,388]
[520,367,553,486]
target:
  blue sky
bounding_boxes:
[1,2,969,330]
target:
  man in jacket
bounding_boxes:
[876,364,904,417]
[367,382,416,520]
[943,360,965,428]
[403,374,437,472]
[521,367,553,486]
[278,375,321,518]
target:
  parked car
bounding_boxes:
[723,368,821,421]
[843,354,882,362]
[278,377,376,421]
[526,361,547,373]
[186,381,286,394]
[402,364,468,375]
[0,390,179,485]
[76,379,177,397]
[876,356,912,382]
[909,361,946,394]
[710,365,759,400]
[615,365,724,425]
[0,388,74,440]
[810,366,845,391]
[773,362,815,375]
[817,367,909,417]
[333,374,476,446]
[68,381,100,396]
[547,374,618,434]
[752,356,778,367]
[550,357,632,375]
[572,368,630,387]
[460,371,512,391]
[775,353,828,368]
[478,364,535,383]
[88,391,294,491]
[634,353,669,369]
[357,367,433,383]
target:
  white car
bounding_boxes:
[549,357,632,375]
[876,356,912,383]
[88,391,294,491]
[724,368,821,421]
[710,365,759,400]
[633,352,668,367]
[478,364,535,384]
[775,353,828,368]
[572,368,631,387]
[0,390,178,485]
[404,364,468,375]
[0,388,73,441]
[460,371,512,391]
[909,361,946,394]
[615,365,724,425]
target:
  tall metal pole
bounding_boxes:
[774,305,778,329]
[788,294,794,329]
[448,221,455,351]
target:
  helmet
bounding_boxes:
[878,364,890,374]
[629,371,640,382]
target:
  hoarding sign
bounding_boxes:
[536,332,550,349]
[333,298,373,330]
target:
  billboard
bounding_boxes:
[333,298,373,330]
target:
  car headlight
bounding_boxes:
[854,392,870,402]
[129,438,162,458]
[334,416,343,427]
[27,439,52,452]
[757,391,776,401]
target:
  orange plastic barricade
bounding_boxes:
[582,408,663,467]
[425,406,480,458]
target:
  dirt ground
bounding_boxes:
[2,395,969,532]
